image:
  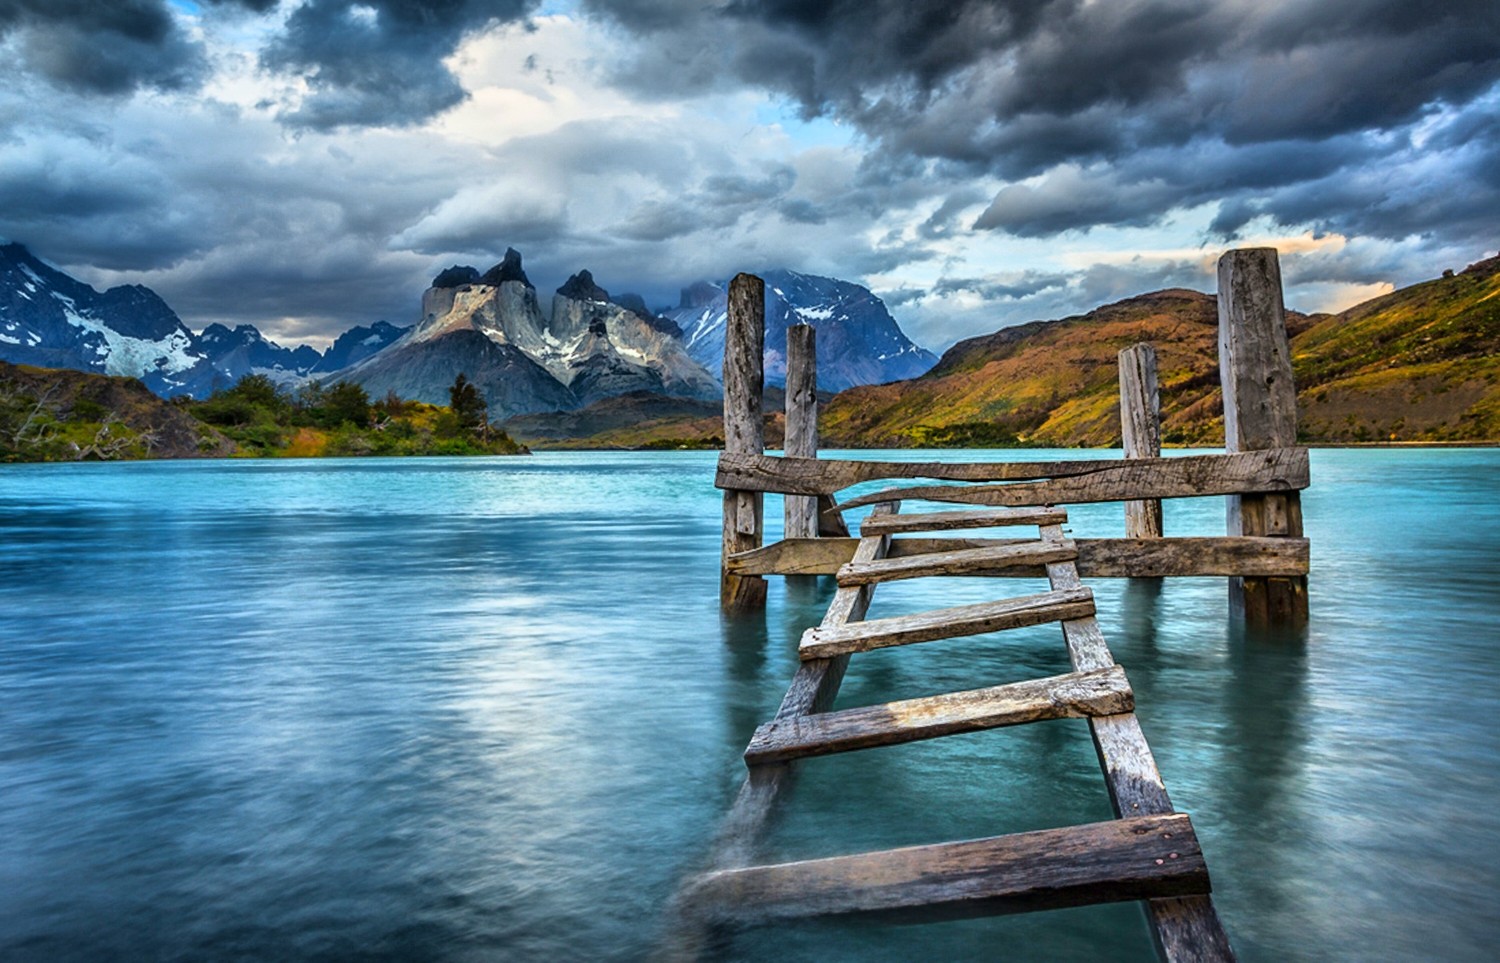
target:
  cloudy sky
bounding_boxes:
[1,0,1497,350]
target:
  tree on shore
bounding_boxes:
[448,373,488,440]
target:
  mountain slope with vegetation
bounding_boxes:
[1,366,526,462]
[512,254,1499,448]
[1,360,233,461]
[822,252,1498,446]
[1291,255,1500,442]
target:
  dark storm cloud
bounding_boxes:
[260,0,537,130]
[587,0,1500,247]
[0,0,206,94]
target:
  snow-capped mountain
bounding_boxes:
[0,243,412,398]
[2,243,936,416]
[334,251,577,416]
[190,323,322,391]
[335,251,720,417]
[0,242,207,395]
[663,269,937,392]
[311,320,409,374]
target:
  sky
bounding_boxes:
[1,1,1497,352]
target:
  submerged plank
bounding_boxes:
[682,813,1208,925]
[743,665,1133,765]
[727,536,1309,579]
[837,540,1078,586]
[800,587,1095,660]
[1035,522,1236,961]
[858,506,1068,535]
[702,502,900,870]
[833,447,1309,511]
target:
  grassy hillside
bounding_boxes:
[526,254,1496,449]
[820,289,1322,447]
[1291,255,1500,441]
[1,361,233,461]
[821,255,1498,448]
[0,366,527,462]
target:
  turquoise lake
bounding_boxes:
[1,449,1497,961]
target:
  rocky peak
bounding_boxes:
[432,265,480,289]
[678,280,722,310]
[479,247,531,287]
[557,269,610,303]
[587,316,608,338]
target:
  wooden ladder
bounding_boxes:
[670,502,1235,961]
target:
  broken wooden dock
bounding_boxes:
[669,248,1311,960]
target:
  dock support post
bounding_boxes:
[1217,248,1308,627]
[1118,343,1163,539]
[784,323,819,539]
[722,273,767,611]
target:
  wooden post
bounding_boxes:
[722,273,767,611]
[784,323,818,539]
[1118,343,1163,539]
[1217,248,1308,626]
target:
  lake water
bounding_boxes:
[1,449,1496,961]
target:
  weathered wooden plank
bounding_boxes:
[858,506,1068,535]
[1218,248,1307,628]
[744,665,1133,765]
[682,813,1208,925]
[1149,896,1240,962]
[1119,343,1164,539]
[838,540,1078,587]
[1036,523,1235,960]
[777,504,896,719]
[721,273,766,611]
[726,536,1310,579]
[833,447,1309,512]
[784,323,819,539]
[800,587,1096,660]
[1038,522,1114,672]
[816,493,850,537]
[717,450,1174,496]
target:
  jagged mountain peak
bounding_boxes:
[479,247,531,288]
[678,280,723,309]
[432,265,480,288]
[557,269,609,303]
[663,268,937,392]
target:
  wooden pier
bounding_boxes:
[672,248,1310,960]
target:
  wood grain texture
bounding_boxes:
[816,493,850,537]
[837,539,1078,586]
[1217,248,1307,628]
[744,665,1132,765]
[858,506,1068,535]
[1039,523,1115,672]
[720,273,767,611]
[800,587,1096,660]
[717,450,1185,496]
[1037,523,1236,960]
[832,447,1309,512]
[705,503,898,868]
[1119,343,1164,539]
[682,813,1208,925]
[726,536,1309,579]
[783,323,819,539]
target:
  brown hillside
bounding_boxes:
[820,290,1316,447]
[1,361,233,460]
[510,254,1500,449]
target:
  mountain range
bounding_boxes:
[509,253,1499,448]
[0,243,409,398]
[663,269,936,392]
[0,243,937,419]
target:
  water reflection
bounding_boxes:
[2,450,1498,962]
